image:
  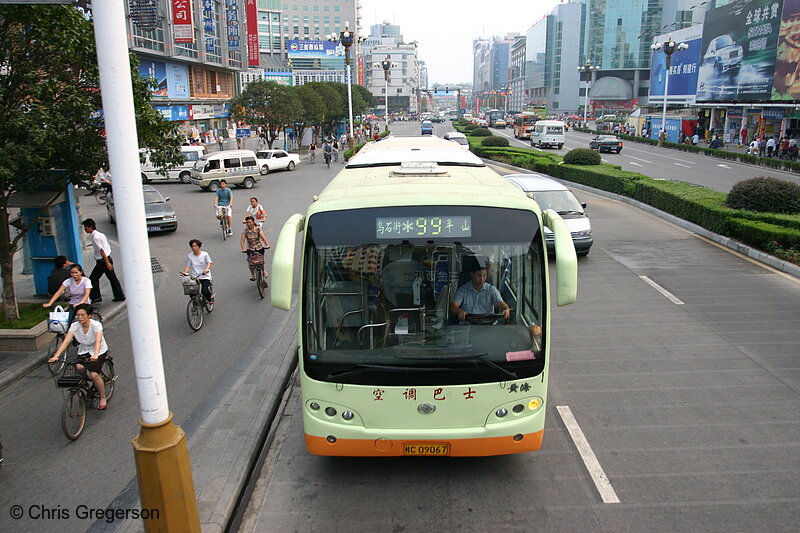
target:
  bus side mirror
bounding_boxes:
[270,213,305,310]
[542,209,577,306]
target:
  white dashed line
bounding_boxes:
[556,405,620,504]
[717,164,732,169]
[639,275,685,305]
[674,162,692,168]
[627,155,653,163]
[629,162,642,166]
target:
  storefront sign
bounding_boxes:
[154,105,189,122]
[172,0,193,43]
[246,0,259,67]
[649,117,683,143]
[697,0,784,102]
[762,107,785,118]
[287,39,344,58]
[263,71,293,85]
[225,0,240,49]
[189,103,231,120]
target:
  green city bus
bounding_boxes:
[271,136,577,457]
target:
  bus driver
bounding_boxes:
[450,256,510,321]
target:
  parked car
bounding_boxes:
[255,149,301,174]
[589,135,623,153]
[443,131,470,150]
[107,185,177,233]
[190,149,261,191]
[503,173,593,255]
[420,120,434,135]
[703,34,743,73]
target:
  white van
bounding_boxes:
[530,120,566,149]
[190,149,262,192]
[140,145,207,184]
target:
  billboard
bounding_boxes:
[246,0,259,67]
[172,0,193,44]
[649,25,703,105]
[772,0,800,99]
[138,60,189,99]
[696,0,784,102]
[287,39,344,59]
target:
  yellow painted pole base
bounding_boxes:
[132,413,200,533]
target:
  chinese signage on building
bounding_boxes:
[172,0,193,43]
[246,0,259,67]
[772,0,800,100]
[286,39,344,59]
[225,0,240,49]
[697,0,785,102]
[649,25,703,105]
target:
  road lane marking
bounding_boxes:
[629,162,642,166]
[674,163,692,168]
[717,164,732,169]
[639,275,685,304]
[627,155,653,163]
[556,405,620,504]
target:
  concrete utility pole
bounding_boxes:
[91,1,200,531]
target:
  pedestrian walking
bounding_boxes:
[218,135,224,152]
[82,218,125,303]
[691,133,699,146]
[766,136,776,157]
[758,137,766,158]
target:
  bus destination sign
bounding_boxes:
[376,216,472,239]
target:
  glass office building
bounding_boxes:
[582,0,664,70]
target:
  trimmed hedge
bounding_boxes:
[727,177,800,214]
[563,148,601,165]
[481,136,510,147]
[727,217,800,250]
[471,127,492,137]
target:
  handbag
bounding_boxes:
[48,305,70,333]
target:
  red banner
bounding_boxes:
[245,0,259,67]
[172,0,194,44]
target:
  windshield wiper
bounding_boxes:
[326,363,449,381]
[556,210,583,215]
[396,353,518,380]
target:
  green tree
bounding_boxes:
[353,84,377,111]
[302,82,346,139]
[0,5,183,320]
[230,81,302,149]
[292,85,326,146]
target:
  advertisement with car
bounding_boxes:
[696,0,784,102]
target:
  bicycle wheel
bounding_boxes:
[95,190,108,206]
[221,217,228,241]
[100,359,116,401]
[62,389,86,441]
[187,298,203,331]
[255,267,265,299]
[47,334,66,376]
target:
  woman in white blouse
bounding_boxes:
[47,303,110,410]
[43,264,92,324]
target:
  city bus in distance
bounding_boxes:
[270,136,577,457]
[513,112,541,139]
[485,109,505,126]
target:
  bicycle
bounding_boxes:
[244,249,268,299]
[323,151,332,169]
[57,355,116,441]
[181,273,213,331]
[77,179,110,206]
[47,308,103,377]
[220,211,230,241]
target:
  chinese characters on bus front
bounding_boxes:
[375,216,472,239]
[373,383,532,400]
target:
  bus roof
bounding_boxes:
[309,136,537,216]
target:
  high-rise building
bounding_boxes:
[472,34,518,110]
[509,36,527,113]
[366,42,420,115]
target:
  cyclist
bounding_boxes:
[240,216,270,281]
[243,197,267,227]
[43,263,92,324]
[48,303,109,410]
[181,239,213,305]
[322,141,332,167]
[213,179,233,235]
[332,138,339,162]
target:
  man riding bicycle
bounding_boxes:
[322,141,333,167]
[213,179,233,235]
[241,216,270,281]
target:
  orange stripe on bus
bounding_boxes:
[304,430,544,457]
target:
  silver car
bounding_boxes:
[106,185,177,233]
[703,34,743,73]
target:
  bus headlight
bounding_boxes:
[325,407,337,417]
[342,411,354,420]
[495,408,508,418]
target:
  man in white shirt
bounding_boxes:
[82,218,126,303]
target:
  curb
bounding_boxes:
[484,158,800,279]
[0,301,128,392]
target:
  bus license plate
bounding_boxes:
[402,443,449,456]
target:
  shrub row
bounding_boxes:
[454,124,800,257]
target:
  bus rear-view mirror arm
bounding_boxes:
[271,213,305,310]
[542,209,578,306]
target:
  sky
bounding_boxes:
[359,0,563,85]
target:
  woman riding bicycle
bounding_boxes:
[43,263,92,324]
[243,197,267,227]
[48,303,109,410]
[240,216,270,281]
[182,239,214,304]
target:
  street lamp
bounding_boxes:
[651,37,689,146]
[327,22,364,148]
[374,55,397,132]
[577,61,599,129]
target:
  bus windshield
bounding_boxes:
[302,206,546,386]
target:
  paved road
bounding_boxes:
[239,121,800,532]
[489,125,800,193]
[0,152,339,532]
